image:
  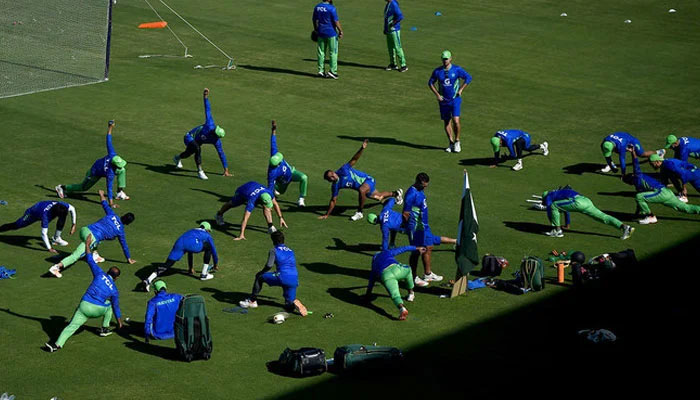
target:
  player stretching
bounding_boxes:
[0,200,76,253]
[489,129,548,171]
[215,181,287,240]
[663,134,700,163]
[321,139,403,221]
[173,88,231,180]
[650,154,700,203]
[268,120,308,207]
[55,121,129,208]
[600,132,656,175]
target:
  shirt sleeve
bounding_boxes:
[268,168,279,192]
[394,2,403,22]
[680,147,689,162]
[110,290,122,320]
[331,182,340,198]
[459,68,473,85]
[381,225,391,251]
[144,299,156,338]
[265,249,276,268]
[105,171,114,201]
[332,7,339,22]
[101,200,112,215]
[632,157,642,175]
[270,134,279,156]
[118,232,131,260]
[40,210,51,229]
[204,98,216,131]
[506,137,517,158]
[87,254,103,278]
[619,149,627,175]
[208,235,219,265]
[106,133,116,157]
[389,245,417,257]
[214,139,228,169]
[428,69,438,87]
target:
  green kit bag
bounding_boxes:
[174,294,213,362]
[333,344,403,372]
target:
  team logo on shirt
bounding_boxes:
[101,275,114,290]
[111,216,122,230]
[316,6,328,12]
[443,78,451,86]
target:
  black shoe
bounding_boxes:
[399,66,408,72]
[99,328,113,337]
[326,71,339,79]
[45,342,61,352]
[385,64,397,71]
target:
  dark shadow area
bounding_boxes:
[458,157,503,166]
[302,58,385,70]
[199,287,284,309]
[326,238,380,257]
[301,262,368,280]
[275,235,698,397]
[128,161,200,179]
[239,64,318,77]
[0,234,46,252]
[336,135,444,151]
[600,210,699,224]
[35,185,101,205]
[131,262,198,287]
[562,162,619,176]
[502,221,618,238]
[597,190,637,198]
[116,319,180,361]
[327,286,395,320]
[0,308,68,339]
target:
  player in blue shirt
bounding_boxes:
[367,198,406,250]
[321,139,403,221]
[364,245,425,321]
[650,154,700,203]
[622,147,700,224]
[144,280,183,342]
[45,246,123,352]
[383,0,407,72]
[313,0,343,79]
[173,88,231,180]
[0,200,76,252]
[600,132,656,175]
[141,222,219,292]
[664,134,700,163]
[402,173,456,287]
[489,130,549,171]
[239,231,308,316]
[215,181,287,240]
[55,121,129,207]
[428,50,472,153]
[267,120,308,207]
[49,190,135,278]
[536,186,634,239]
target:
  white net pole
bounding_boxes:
[140,0,189,58]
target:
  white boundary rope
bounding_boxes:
[139,0,191,58]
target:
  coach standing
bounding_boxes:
[313,0,343,79]
[383,0,407,72]
[428,50,472,153]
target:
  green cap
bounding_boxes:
[270,152,284,167]
[367,213,378,225]
[153,280,167,292]
[490,137,501,153]
[111,155,127,169]
[441,50,452,60]
[602,141,614,157]
[649,154,664,162]
[665,134,678,149]
[542,191,549,199]
[200,221,212,231]
[260,192,273,209]
[215,125,225,138]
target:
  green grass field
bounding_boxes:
[1,1,698,398]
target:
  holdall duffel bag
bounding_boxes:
[333,344,403,372]
[277,347,327,377]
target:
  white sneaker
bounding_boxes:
[297,198,305,207]
[268,226,277,234]
[414,276,429,287]
[545,229,564,238]
[406,292,415,302]
[274,190,281,196]
[453,141,461,153]
[200,273,214,281]
[52,237,68,247]
[656,149,666,157]
[350,211,364,221]
[55,185,65,199]
[215,213,225,226]
[395,188,404,206]
[142,280,151,292]
[541,141,549,156]
[173,155,182,169]
[423,272,443,282]
[197,170,209,180]
[621,225,635,240]
[600,165,612,173]
[49,265,62,278]
[92,251,105,263]
[638,215,658,225]
[115,191,130,200]
[444,143,453,153]
[678,195,689,203]
[239,299,259,308]
[512,159,523,171]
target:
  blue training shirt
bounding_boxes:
[89,134,118,200]
[144,289,183,340]
[331,163,371,197]
[236,181,275,213]
[495,130,530,159]
[267,244,299,281]
[631,158,665,192]
[378,198,405,250]
[662,158,699,184]
[674,137,700,162]
[383,0,403,34]
[185,97,228,169]
[267,134,293,191]
[602,132,644,175]
[428,65,472,101]
[368,246,416,287]
[82,253,121,319]
[403,185,429,233]
[88,200,131,260]
[170,228,218,265]
[26,201,70,229]
[313,2,339,38]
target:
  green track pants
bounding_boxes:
[550,195,623,229]
[385,30,406,67]
[275,167,308,197]
[636,187,700,215]
[59,227,99,267]
[381,263,414,309]
[65,169,126,194]
[56,300,112,347]
[317,36,338,75]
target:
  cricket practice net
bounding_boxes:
[0,0,113,98]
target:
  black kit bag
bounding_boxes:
[277,347,328,377]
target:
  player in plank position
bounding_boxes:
[599,132,656,175]
[321,139,403,221]
[215,181,287,240]
[649,154,700,204]
[0,200,76,253]
[489,129,548,171]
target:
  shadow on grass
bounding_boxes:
[562,162,620,176]
[116,319,180,361]
[302,58,385,70]
[326,238,380,257]
[128,161,201,179]
[502,221,618,238]
[301,262,368,280]
[0,308,68,339]
[458,157,502,166]
[274,236,698,397]
[336,135,444,150]
[598,190,638,198]
[200,287,284,309]
[601,209,699,223]
[238,64,318,77]
[0,234,45,252]
[327,286,396,320]
[35,185,101,205]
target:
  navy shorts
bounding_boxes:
[439,97,462,120]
